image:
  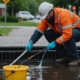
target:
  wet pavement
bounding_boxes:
[0,26,48,47]
[0,26,80,47]
[0,62,80,80]
[0,26,80,80]
[27,62,80,80]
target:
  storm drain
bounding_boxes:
[0,46,80,63]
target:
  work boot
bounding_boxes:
[56,57,70,62]
[69,60,78,66]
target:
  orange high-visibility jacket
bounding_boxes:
[37,8,80,45]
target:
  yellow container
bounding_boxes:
[3,65,29,80]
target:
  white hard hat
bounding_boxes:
[38,2,53,17]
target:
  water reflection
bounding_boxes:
[26,62,80,80]
[0,62,80,80]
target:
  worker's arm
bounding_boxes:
[29,29,43,44]
[29,19,48,43]
[25,19,48,51]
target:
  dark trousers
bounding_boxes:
[44,28,80,60]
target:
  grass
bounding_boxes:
[0,28,13,35]
[0,21,39,26]
[0,21,39,35]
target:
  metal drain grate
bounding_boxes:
[0,46,80,63]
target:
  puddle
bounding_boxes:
[25,62,80,80]
[0,62,80,80]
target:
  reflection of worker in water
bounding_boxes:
[25,2,80,66]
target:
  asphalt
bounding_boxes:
[0,26,80,47]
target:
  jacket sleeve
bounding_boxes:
[56,28,72,45]
[37,19,48,32]
[29,19,48,44]
[29,29,43,44]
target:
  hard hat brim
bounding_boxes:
[40,14,47,19]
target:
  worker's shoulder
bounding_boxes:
[54,7,70,14]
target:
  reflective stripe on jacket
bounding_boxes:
[37,8,80,45]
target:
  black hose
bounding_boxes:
[4,70,15,78]
[18,48,46,68]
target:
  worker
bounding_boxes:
[25,2,80,66]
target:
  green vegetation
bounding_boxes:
[0,0,80,35]
[0,21,39,35]
[0,16,19,22]
[0,0,80,16]
[0,21,39,26]
[0,28,13,35]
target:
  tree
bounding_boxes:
[7,0,29,16]
[1,0,80,16]
[27,0,38,15]
[51,0,69,8]
[0,0,3,3]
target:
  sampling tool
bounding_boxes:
[10,50,27,65]
[3,48,47,80]
[10,48,46,66]
[38,49,48,67]
[18,48,47,68]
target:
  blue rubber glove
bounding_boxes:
[46,41,56,50]
[25,41,33,51]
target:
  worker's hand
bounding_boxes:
[46,41,56,50]
[25,41,33,51]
